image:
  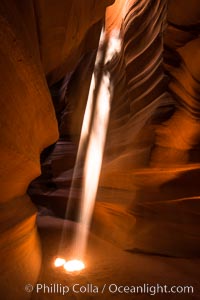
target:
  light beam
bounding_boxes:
[55,28,121,272]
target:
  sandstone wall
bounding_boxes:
[0,1,112,299]
[97,0,200,257]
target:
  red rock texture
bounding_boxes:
[97,0,200,257]
[0,1,112,299]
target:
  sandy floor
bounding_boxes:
[31,216,200,300]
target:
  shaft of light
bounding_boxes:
[57,34,101,258]
[57,29,121,268]
[61,31,105,224]
[71,72,112,259]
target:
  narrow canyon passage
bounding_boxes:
[0,1,200,300]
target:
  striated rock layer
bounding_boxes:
[97,0,200,257]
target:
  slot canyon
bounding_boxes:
[0,0,200,299]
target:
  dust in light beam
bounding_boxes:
[55,28,121,272]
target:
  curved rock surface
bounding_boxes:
[0,1,112,299]
[96,0,200,257]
